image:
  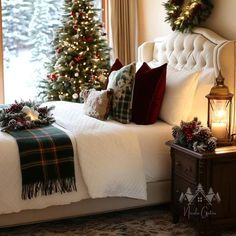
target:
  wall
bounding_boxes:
[138,0,171,45]
[138,0,236,45]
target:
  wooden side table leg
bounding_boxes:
[172,211,179,224]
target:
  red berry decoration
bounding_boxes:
[0,101,55,132]
[172,117,217,153]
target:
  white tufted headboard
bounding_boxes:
[138,27,236,130]
[138,27,235,94]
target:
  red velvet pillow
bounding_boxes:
[105,59,123,88]
[132,63,167,124]
[109,58,123,75]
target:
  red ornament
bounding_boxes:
[79,12,85,18]
[73,25,78,31]
[83,36,93,43]
[56,48,62,54]
[95,52,100,59]
[71,11,76,17]
[74,55,83,62]
[47,73,58,81]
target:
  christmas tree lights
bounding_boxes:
[39,0,110,102]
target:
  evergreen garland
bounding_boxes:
[163,0,213,32]
[0,101,55,132]
[39,0,110,102]
[172,117,217,153]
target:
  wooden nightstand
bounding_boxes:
[168,141,236,233]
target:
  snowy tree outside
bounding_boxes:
[2,0,102,103]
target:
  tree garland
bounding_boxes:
[163,0,213,32]
[0,101,55,132]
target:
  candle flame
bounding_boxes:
[215,109,226,119]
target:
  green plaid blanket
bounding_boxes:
[8,125,76,200]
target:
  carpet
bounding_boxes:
[0,205,235,236]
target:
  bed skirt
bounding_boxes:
[0,180,170,228]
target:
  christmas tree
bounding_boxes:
[39,0,110,102]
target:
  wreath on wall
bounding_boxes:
[163,0,213,32]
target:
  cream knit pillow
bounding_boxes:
[160,66,200,125]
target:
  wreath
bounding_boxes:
[0,101,55,132]
[163,0,213,32]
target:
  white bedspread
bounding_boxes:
[47,101,147,199]
[0,101,147,214]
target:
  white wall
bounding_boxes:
[138,0,236,45]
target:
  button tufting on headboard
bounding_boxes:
[153,32,217,72]
[138,27,235,131]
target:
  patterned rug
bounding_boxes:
[0,205,235,236]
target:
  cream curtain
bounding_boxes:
[109,0,137,65]
[0,0,4,104]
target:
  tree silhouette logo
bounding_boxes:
[179,183,221,219]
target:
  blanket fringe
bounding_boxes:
[22,177,77,200]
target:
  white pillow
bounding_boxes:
[188,68,216,126]
[160,66,200,125]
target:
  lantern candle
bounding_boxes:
[211,122,227,139]
[206,72,233,145]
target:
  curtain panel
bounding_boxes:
[0,0,3,104]
[110,0,137,65]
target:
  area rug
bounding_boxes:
[0,205,235,236]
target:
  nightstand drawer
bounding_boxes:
[173,176,196,213]
[174,152,197,183]
[174,176,196,199]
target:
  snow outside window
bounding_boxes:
[2,0,102,104]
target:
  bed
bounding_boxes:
[0,27,235,228]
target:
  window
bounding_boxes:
[1,0,64,103]
[0,0,104,104]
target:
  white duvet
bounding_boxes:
[0,101,147,214]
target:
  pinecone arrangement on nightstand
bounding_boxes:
[172,117,217,153]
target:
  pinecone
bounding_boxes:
[8,119,16,127]
[206,137,217,152]
[172,126,180,138]
[193,127,211,142]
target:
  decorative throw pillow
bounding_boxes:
[84,89,113,120]
[132,63,167,124]
[109,58,123,75]
[107,62,136,124]
[105,58,123,88]
[159,66,200,125]
[79,88,91,103]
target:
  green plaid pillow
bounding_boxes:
[107,62,136,124]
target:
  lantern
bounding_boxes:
[206,73,233,146]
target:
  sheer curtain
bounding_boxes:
[109,0,138,65]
